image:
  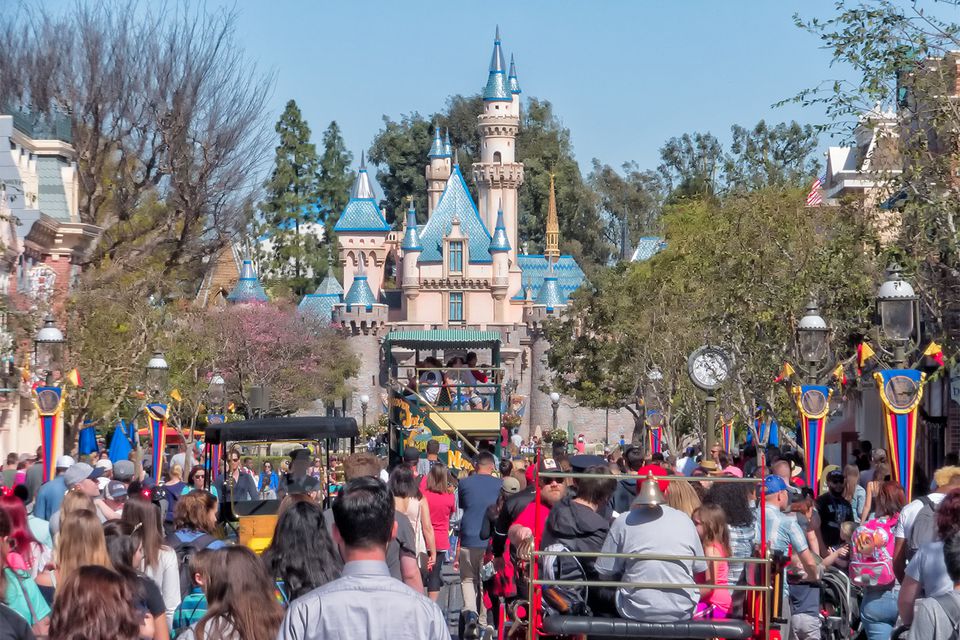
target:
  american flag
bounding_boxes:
[806,173,827,207]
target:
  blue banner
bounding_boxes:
[78,424,98,455]
[108,420,133,464]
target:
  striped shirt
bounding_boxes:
[172,587,207,637]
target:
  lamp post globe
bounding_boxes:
[34,315,65,383]
[208,373,226,409]
[145,351,169,398]
[549,391,560,431]
[876,262,918,343]
[797,298,829,366]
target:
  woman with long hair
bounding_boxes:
[666,479,702,517]
[170,491,226,551]
[421,463,455,601]
[843,464,867,523]
[122,496,181,621]
[0,507,50,636]
[55,509,112,585]
[258,461,279,499]
[851,480,906,640]
[49,488,95,540]
[103,520,169,640]
[183,467,219,500]
[692,503,732,619]
[261,500,341,604]
[703,482,754,586]
[179,547,283,640]
[49,566,141,640]
[389,464,436,582]
[0,493,52,582]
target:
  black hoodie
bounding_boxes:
[611,476,638,514]
[542,496,611,579]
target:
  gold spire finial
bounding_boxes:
[545,172,560,263]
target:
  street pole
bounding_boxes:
[704,393,717,453]
[893,343,907,369]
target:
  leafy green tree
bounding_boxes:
[368,113,432,225]
[589,160,665,261]
[724,120,822,191]
[658,132,723,200]
[317,121,355,265]
[260,100,324,296]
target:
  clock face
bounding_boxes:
[688,347,731,391]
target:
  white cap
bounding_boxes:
[56,455,76,470]
[95,459,113,471]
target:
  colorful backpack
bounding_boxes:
[848,515,898,587]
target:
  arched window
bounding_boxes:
[493,151,502,164]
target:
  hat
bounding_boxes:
[724,466,744,478]
[106,480,128,500]
[501,476,521,495]
[95,459,113,471]
[55,455,75,470]
[289,448,311,462]
[698,460,721,475]
[63,462,104,487]
[569,454,605,473]
[113,460,135,482]
[632,474,667,507]
[764,475,789,495]
[790,461,804,478]
[403,446,421,464]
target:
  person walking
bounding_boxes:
[121,497,181,624]
[48,566,141,640]
[422,464,456,602]
[457,452,502,626]
[262,499,341,604]
[32,456,74,522]
[389,465,437,589]
[909,532,960,640]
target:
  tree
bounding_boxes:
[589,160,665,261]
[316,121,355,264]
[368,113,432,225]
[724,120,822,191]
[259,100,324,296]
[658,132,723,200]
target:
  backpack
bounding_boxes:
[932,592,960,640]
[540,543,591,616]
[849,515,898,587]
[166,532,216,599]
[906,496,939,562]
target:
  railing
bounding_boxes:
[389,379,479,456]
[405,366,503,412]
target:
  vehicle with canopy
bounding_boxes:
[383,329,506,472]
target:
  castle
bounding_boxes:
[224,29,635,439]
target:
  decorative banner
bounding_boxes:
[647,426,663,455]
[721,420,734,454]
[206,414,224,483]
[747,416,780,448]
[78,423,98,456]
[145,403,169,481]
[794,384,832,497]
[108,420,133,464]
[875,369,925,502]
[33,385,65,483]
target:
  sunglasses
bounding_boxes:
[541,477,564,486]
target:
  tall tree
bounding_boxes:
[316,121,355,264]
[724,120,821,191]
[590,160,665,261]
[260,100,323,296]
[658,132,723,201]
[367,113,431,225]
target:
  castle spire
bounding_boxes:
[508,54,521,94]
[401,199,422,252]
[428,126,447,158]
[483,27,511,101]
[489,202,510,253]
[545,173,560,263]
[443,129,453,156]
[350,152,376,199]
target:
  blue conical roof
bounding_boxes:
[443,129,453,157]
[298,262,342,323]
[343,262,377,311]
[535,265,565,311]
[401,201,422,252]
[428,127,448,159]
[313,263,343,296]
[226,260,268,304]
[417,165,492,263]
[483,27,511,102]
[489,207,510,253]
[508,54,521,94]
[334,153,390,233]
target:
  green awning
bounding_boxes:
[383,329,502,350]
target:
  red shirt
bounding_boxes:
[513,500,551,539]
[423,488,455,551]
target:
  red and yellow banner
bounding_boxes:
[794,384,832,497]
[875,369,925,502]
[145,403,169,481]
[721,420,734,454]
[648,426,663,455]
[33,386,66,482]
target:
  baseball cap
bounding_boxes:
[826,467,844,482]
[106,480,128,500]
[95,459,114,472]
[764,475,789,495]
[63,462,104,487]
[501,476,521,495]
[113,460,135,482]
[55,455,75,470]
[402,446,421,464]
[636,463,669,494]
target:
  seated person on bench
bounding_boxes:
[594,476,707,622]
[278,448,322,500]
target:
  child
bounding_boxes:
[822,521,855,571]
[172,549,214,635]
[692,504,732,619]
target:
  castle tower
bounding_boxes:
[400,199,422,317]
[425,127,451,215]
[226,259,269,304]
[545,173,560,263]
[473,27,523,265]
[489,204,510,322]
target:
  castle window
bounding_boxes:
[448,241,463,273]
[493,151,502,164]
[449,292,464,323]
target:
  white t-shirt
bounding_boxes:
[892,492,946,539]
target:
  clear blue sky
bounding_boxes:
[228,1,859,174]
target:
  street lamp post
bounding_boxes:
[875,262,920,368]
[359,394,369,438]
[549,391,560,433]
[144,351,170,481]
[796,298,830,384]
[33,315,66,481]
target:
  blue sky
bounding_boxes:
[229,2,859,175]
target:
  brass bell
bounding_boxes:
[633,473,666,507]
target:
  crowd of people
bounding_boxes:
[1,437,959,640]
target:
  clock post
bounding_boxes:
[687,346,732,456]
[704,391,717,454]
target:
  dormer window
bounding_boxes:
[449,241,463,273]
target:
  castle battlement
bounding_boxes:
[473,162,524,186]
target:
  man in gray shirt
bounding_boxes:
[278,477,450,640]
[595,484,707,622]
[910,533,960,640]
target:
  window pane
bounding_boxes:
[449,241,462,272]
[450,292,463,322]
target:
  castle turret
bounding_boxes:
[298,257,343,324]
[226,259,268,305]
[545,173,560,263]
[508,54,522,118]
[443,129,453,157]
[426,126,452,215]
[400,199,422,316]
[474,27,523,266]
[333,257,387,334]
[489,204,511,322]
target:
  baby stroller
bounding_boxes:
[820,568,862,639]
